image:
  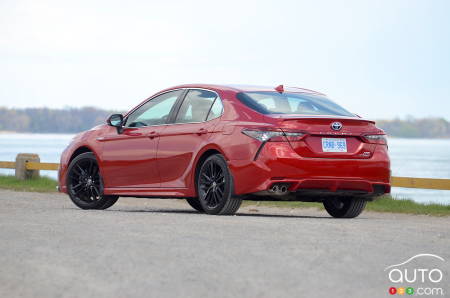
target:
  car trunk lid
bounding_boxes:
[269,115,381,159]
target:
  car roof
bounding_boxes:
[167,84,325,96]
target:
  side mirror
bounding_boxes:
[107,114,124,127]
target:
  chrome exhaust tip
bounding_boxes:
[268,183,290,195]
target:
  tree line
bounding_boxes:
[0,107,449,138]
[0,107,123,133]
[376,117,450,138]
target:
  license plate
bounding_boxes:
[322,138,347,152]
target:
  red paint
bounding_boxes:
[58,84,390,198]
[275,84,284,93]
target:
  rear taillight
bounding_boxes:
[283,131,305,142]
[363,134,387,145]
[242,129,304,142]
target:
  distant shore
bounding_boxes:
[0,106,449,138]
[1,130,450,139]
[0,131,75,135]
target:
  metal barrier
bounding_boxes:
[1,154,450,190]
[25,162,59,171]
[390,176,450,190]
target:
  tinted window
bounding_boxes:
[175,89,217,123]
[236,92,354,117]
[126,90,182,127]
[207,98,223,121]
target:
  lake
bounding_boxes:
[0,133,449,205]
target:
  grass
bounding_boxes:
[0,175,57,192]
[366,196,450,216]
[243,195,450,216]
[0,175,449,216]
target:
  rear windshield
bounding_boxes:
[236,91,354,117]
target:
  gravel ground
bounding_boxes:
[0,189,449,298]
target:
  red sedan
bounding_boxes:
[58,84,390,218]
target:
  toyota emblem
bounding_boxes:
[331,122,343,131]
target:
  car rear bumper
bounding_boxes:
[228,142,391,196]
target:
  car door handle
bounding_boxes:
[147,131,159,139]
[196,128,208,135]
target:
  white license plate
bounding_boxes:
[322,138,347,152]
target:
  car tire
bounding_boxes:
[97,195,120,210]
[323,197,367,218]
[196,154,242,215]
[66,152,119,210]
[186,197,204,212]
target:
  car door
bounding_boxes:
[157,89,224,188]
[100,89,183,188]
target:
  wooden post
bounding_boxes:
[15,153,40,180]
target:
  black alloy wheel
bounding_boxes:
[197,154,242,215]
[67,152,119,210]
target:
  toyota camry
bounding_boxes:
[58,84,390,218]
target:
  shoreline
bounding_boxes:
[0,131,76,136]
[1,131,450,139]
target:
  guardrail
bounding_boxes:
[390,177,450,190]
[0,160,59,171]
[1,154,450,190]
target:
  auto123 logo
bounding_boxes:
[385,254,446,296]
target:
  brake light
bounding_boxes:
[363,134,387,145]
[242,129,304,142]
[283,131,305,142]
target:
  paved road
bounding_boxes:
[0,189,449,298]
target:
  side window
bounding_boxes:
[206,98,223,121]
[125,90,182,127]
[175,89,217,123]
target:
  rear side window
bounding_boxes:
[236,91,354,117]
[175,89,218,123]
[207,98,223,121]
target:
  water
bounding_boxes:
[0,133,74,179]
[388,138,450,204]
[0,134,449,205]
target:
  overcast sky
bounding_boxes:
[1,0,449,120]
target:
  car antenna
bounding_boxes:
[275,84,284,93]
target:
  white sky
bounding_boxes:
[1,0,449,119]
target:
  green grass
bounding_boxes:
[0,174,449,216]
[244,195,450,216]
[0,175,57,192]
[366,196,450,216]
